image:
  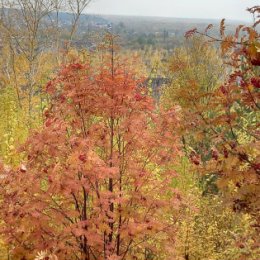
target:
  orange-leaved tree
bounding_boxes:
[181,6,259,221]
[0,41,181,260]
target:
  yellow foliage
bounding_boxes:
[173,160,259,260]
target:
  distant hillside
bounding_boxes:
[0,7,244,50]
[98,14,240,33]
[55,12,110,27]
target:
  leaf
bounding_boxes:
[20,164,27,173]
[221,35,234,54]
[220,18,226,38]
[185,28,197,38]
[205,24,213,34]
[235,25,244,40]
[34,251,48,260]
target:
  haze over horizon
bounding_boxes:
[86,0,259,22]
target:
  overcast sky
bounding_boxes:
[86,0,259,21]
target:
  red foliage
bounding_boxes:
[184,8,260,217]
[0,53,181,260]
[251,77,260,89]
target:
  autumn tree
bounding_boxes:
[163,6,260,229]
[0,0,58,116]
[161,36,224,193]
[0,41,181,260]
[0,0,93,165]
[161,36,224,131]
[66,0,92,41]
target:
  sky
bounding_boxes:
[86,0,259,21]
